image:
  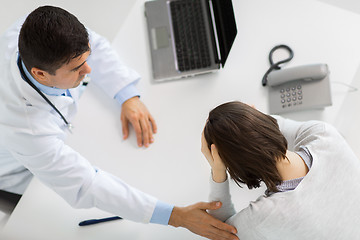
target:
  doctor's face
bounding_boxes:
[46,49,92,89]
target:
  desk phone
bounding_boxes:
[267,64,332,114]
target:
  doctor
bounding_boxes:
[0,6,238,240]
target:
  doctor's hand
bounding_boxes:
[169,202,239,240]
[121,96,157,147]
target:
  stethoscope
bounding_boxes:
[17,56,73,132]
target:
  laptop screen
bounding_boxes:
[211,0,237,67]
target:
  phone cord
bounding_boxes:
[262,44,294,86]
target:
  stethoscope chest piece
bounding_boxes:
[67,123,74,133]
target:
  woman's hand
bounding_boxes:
[201,133,227,183]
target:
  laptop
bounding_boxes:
[144,0,237,81]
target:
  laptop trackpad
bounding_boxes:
[151,27,169,50]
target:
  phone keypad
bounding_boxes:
[280,85,303,108]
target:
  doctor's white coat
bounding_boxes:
[0,17,158,223]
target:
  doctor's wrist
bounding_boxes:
[168,206,182,228]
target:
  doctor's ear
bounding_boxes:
[31,67,52,84]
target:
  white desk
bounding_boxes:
[2,0,360,239]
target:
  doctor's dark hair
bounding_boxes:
[203,101,288,193]
[18,6,90,75]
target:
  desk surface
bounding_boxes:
[2,0,360,239]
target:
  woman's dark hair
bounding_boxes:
[18,6,90,75]
[203,101,288,193]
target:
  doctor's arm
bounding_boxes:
[7,128,166,223]
[86,29,157,147]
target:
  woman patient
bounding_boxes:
[201,101,360,240]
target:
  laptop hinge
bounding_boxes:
[208,0,221,65]
[166,1,180,71]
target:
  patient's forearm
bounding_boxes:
[208,177,236,222]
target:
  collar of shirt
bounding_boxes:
[266,146,313,196]
[18,55,67,96]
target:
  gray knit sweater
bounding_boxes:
[208,116,360,239]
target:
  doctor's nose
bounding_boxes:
[81,62,91,75]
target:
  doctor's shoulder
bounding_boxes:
[0,16,26,60]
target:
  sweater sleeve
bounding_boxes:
[208,175,236,222]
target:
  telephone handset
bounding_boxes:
[267,64,328,86]
[267,64,332,114]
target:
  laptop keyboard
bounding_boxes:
[170,0,212,72]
